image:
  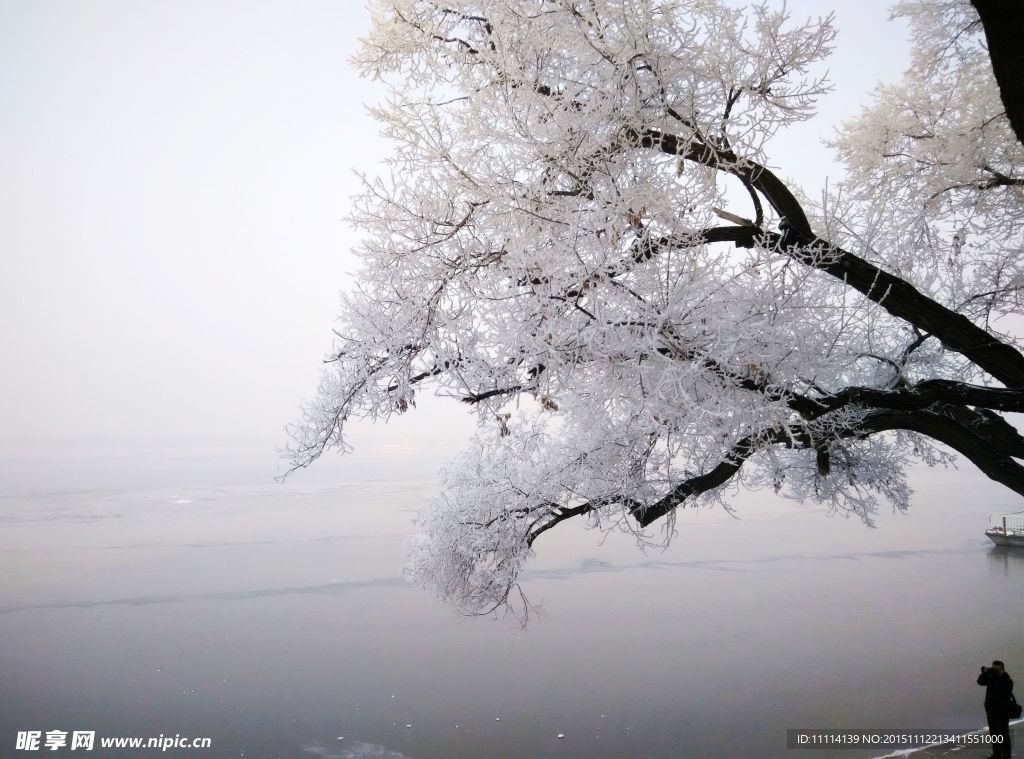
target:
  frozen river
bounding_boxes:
[2,449,1023,757]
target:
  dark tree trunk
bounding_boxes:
[972,1,1024,148]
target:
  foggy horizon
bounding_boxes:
[2,0,911,467]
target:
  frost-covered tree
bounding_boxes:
[287,0,1024,615]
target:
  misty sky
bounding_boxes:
[0,1,911,469]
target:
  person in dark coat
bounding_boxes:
[978,660,1014,759]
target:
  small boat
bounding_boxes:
[985,511,1024,547]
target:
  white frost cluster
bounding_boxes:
[286,1,1024,615]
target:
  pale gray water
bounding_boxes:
[2,451,1023,758]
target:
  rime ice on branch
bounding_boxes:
[287,1,1024,615]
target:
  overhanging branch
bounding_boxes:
[627,127,1024,387]
[818,379,1024,415]
[527,404,1024,539]
[972,0,1024,148]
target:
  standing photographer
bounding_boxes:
[978,660,1015,759]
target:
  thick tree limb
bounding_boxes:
[931,404,1024,459]
[791,235,1024,389]
[972,1,1024,148]
[629,430,785,527]
[817,379,1024,415]
[526,502,598,546]
[630,127,812,234]
[529,405,1024,537]
[859,409,1024,497]
[815,380,1024,458]
[628,128,1024,387]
